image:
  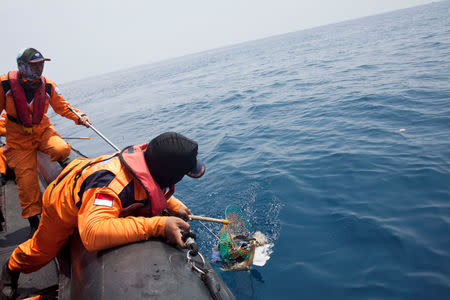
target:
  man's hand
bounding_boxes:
[79,115,92,128]
[164,217,190,248]
[175,205,191,221]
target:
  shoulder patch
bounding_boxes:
[77,170,115,208]
[93,193,114,207]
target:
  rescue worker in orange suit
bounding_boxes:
[0,48,91,234]
[0,132,205,298]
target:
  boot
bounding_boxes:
[27,215,40,238]
[0,260,19,299]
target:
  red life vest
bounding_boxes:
[119,144,169,216]
[7,70,46,128]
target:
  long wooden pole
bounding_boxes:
[62,136,91,140]
[189,215,229,224]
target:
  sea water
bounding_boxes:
[53,2,449,299]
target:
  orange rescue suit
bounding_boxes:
[9,144,186,273]
[0,71,85,218]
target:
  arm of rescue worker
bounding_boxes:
[167,195,191,219]
[46,79,91,127]
[78,187,190,252]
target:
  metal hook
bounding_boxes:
[187,251,206,275]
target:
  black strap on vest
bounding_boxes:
[71,154,119,206]
[6,114,21,125]
[2,79,50,95]
[0,80,17,126]
[45,83,52,96]
[47,161,83,208]
[1,80,10,93]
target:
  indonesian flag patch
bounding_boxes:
[93,193,114,207]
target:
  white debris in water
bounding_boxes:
[253,231,268,246]
[253,243,273,266]
[252,231,273,267]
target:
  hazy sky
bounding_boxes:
[1,0,437,84]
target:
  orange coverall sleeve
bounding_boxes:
[46,80,85,124]
[77,187,167,252]
[166,196,186,215]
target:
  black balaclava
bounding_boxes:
[144,132,198,189]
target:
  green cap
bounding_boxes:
[17,48,51,64]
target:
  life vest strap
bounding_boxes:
[6,113,33,134]
[119,144,168,217]
[6,114,21,125]
[7,71,46,127]
[1,80,11,93]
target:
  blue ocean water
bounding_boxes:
[52,2,449,299]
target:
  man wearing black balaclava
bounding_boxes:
[1,132,205,298]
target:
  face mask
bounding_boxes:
[18,62,44,81]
